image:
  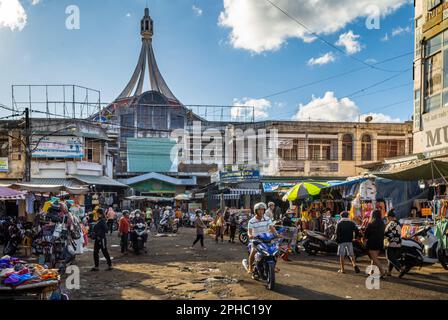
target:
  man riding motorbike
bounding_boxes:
[130,210,148,252]
[247,202,278,274]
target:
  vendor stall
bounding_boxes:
[0,255,62,300]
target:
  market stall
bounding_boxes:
[0,255,62,300]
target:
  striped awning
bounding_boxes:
[213,194,241,200]
[230,189,261,195]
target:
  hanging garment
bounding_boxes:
[435,219,448,250]
[25,193,36,214]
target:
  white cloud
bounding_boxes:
[335,30,362,55]
[391,25,411,36]
[308,52,336,66]
[365,58,378,64]
[30,0,40,5]
[126,13,132,18]
[192,5,203,17]
[218,0,410,53]
[232,98,272,120]
[0,0,27,31]
[293,91,401,123]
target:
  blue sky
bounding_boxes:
[0,0,415,122]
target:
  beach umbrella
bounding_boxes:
[282,182,330,202]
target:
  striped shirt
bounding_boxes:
[248,216,273,237]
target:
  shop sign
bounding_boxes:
[0,157,8,172]
[420,108,448,157]
[219,170,260,183]
[32,136,84,159]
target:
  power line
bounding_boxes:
[260,51,413,99]
[264,0,407,73]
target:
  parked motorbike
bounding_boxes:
[3,223,24,256]
[399,225,448,277]
[0,216,12,245]
[131,222,148,255]
[242,231,282,290]
[301,229,365,259]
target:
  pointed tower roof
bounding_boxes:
[116,8,179,102]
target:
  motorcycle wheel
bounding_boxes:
[303,241,317,256]
[266,263,275,291]
[112,222,119,232]
[438,249,448,270]
[157,226,163,234]
[3,241,16,256]
[239,233,248,245]
[134,242,140,255]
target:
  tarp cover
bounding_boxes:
[373,159,448,181]
[375,178,424,219]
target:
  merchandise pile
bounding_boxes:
[0,255,59,288]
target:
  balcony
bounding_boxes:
[279,160,305,172]
[309,162,339,173]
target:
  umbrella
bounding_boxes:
[282,182,329,202]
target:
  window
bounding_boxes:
[377,140,406,162]
[308,139,338,161]
[83,139,101,163]
[361,135,372,161]
[342,134,353,161]
[0,137,8,157]
[278,139,306,161]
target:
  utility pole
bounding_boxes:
[24,107,31,182]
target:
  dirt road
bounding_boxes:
[66,227,448,300]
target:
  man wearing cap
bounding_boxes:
[384,209,402,276]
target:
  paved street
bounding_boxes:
[66,227,448,300]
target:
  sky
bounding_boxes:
[0,0,415,122]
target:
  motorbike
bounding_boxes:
[131,222,148,255]
[399,225,448,277]
[3,223,24,256]
[239,224,249,245]
[157,216,179,234]
[242,231,282,290]
[0,216,12,245]
[301,229,365,259]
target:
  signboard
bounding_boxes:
[32,136,84,159]
[0,157,8,172]
[219,170,260,183]
[421,208,432,217]
[188,203,202,211]
[417,108,448,158]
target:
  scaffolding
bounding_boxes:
[11,85,102,119]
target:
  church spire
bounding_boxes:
[116,7,178,102]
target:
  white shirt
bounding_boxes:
[248,216,273,237]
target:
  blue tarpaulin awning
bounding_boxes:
[323,178,368,189]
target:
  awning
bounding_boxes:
[262,182,296,193]
[71,174,128,188]
[0,187,26,201]
[213,194,240,200]
[174,193,192,201]
[373,159,448,181]
[228,182,261,195]
[125,195,174,202]
[15,178,88,194]
[194,193,205,199]
[323,178,368,189]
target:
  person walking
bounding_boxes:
[335,211,361,274]
[91,209,112,271]
[118,210,131,254]
[224,207,231,236]
[152,206,160,231]
[228,211,237,243]
[145,206,153,228]
[365,209,386,278]
[384,209,402,277]
[214,211,225,243]
[190,210,207,250]
[106,207,117,235]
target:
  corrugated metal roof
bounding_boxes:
[29,178,84,188]
[71,174,128,188]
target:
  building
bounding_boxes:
[97,7,212,201]
[413,0,448,158]
[0,118,127,196]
